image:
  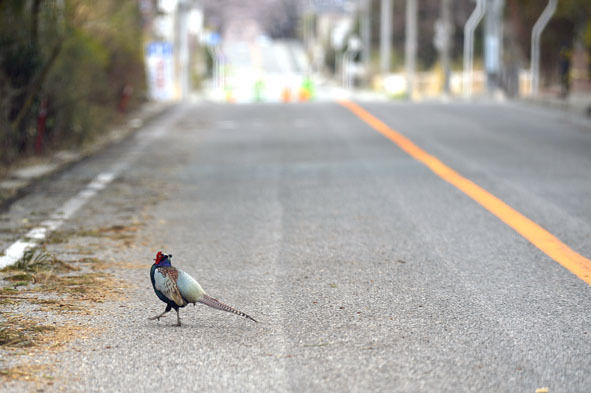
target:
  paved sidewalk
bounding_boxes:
[524,93,591,120]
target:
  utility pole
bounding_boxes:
[436,0,452,94]
[176,1,190,100]
[405,0,417,99]
[361,0,372,86]
[484,0,504,94]
[530,0,557,95]
[380,0,393,76]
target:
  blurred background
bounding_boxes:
[1,0,590,167]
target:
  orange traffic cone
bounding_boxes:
[281,88,291,103]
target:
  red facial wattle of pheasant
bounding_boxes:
[149,251,257,326]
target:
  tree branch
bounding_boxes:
[10,42,62,130]
[31,0,43,46]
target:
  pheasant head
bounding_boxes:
[154,251,172,267]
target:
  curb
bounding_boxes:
[522,94,591,121]
[0,101,176,212]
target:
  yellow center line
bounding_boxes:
[338,99,591,286]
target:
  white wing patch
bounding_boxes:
[176,270,206,303]
[154,268,185,306]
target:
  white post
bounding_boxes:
[463,0,486,97]
[530,0,557,96]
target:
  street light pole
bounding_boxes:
[361,0,372,87]
[530,0,557,96]
[405,0,417,99]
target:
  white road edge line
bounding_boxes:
[0,105,177,269]
[0,171,117,269]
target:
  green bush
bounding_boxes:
[0,0,146,166]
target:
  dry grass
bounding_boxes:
[0,257,124,382]
[0,313,56,348]
[0,214,144,384]
[117,262,148,270]
[0,247,127,355]
[0,316,93,383]
[2,249,77,275]
[0,363,53,382]
[40,272,128,302]
[43,224,142,247]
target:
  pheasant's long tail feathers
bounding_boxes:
[198,294,257,323]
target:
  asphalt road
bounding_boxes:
[1,100,591,392]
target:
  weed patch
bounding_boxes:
[0,314,55,348]
[2,249,76,274]
[0,363,52,382]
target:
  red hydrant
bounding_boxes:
[35,98,48,154]
[118,84,133,113]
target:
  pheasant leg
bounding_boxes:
[149,304,171,320]
[175,308,181,326]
